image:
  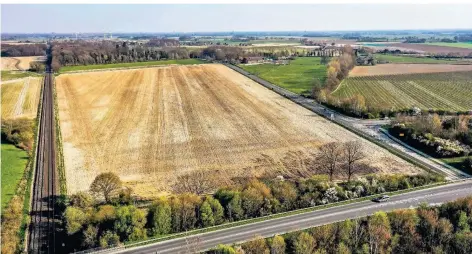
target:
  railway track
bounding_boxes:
[28,64,58,253]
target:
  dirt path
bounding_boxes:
[12,77,30,117]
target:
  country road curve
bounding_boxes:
[113,180,472,254]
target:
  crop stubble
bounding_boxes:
[1,77,41,119]
[56,64,422,197]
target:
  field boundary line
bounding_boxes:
[58,62,207,74]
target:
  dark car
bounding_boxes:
[373,195,390,203]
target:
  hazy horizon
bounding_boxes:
[2,4,472,34]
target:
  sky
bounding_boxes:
[2,4,472,33]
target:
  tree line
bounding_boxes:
[49,40,347,71]
[312,46,368,117]
[50,40,198,71]
[211,196,472,254]
[1,43,47,57]
[60,167,442,252]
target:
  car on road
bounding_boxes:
[372,195,390,202]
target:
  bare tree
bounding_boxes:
[90,172,122,203]
[173,170,215,195]
[342,141,366,182]
[318,142,342,181]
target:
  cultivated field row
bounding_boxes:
[349,64,472,77]
[333,71,472,111]
[56,64,422,197]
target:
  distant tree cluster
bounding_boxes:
[455,34,472,42]
[146,38,180,47]
[50,40,194,71]
[403,36,427,43]
[1,43,47,57]
[211,196,472,254]
[60,170,442,252]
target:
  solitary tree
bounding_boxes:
[341,141,366,182]
[90,172,122,203]
[173,170,215,195]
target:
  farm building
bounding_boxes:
[240,56,265,64]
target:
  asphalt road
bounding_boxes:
[116,180,472,254]
[28,61,57,252]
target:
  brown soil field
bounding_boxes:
[350,64,472,77]
[1,56,45,71]
[392,43,472,56]
[56,64,422,197]
[16,56,45,70]
[0,77,42,119]
[1,57,20,70]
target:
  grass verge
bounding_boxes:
[19,76,44,251]
[58,59,205,73]
[52,77,67,195]
[441,157,471,175]
[1,143,29,211]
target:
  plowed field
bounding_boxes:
[56,64,422,197]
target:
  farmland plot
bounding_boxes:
[1,77,42,119]
[56,64,422,197]
[333,71,472,111]
[1,56,44,71]
[350,64,472,76]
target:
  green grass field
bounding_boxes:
[1,143,29,211]
[423,42,472,49]
[59,59,205,73]
[332,71,472,111]
[1,70,41,81]
[238,57,327,95]
[440,157,471,174]
[376,54,472,64]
